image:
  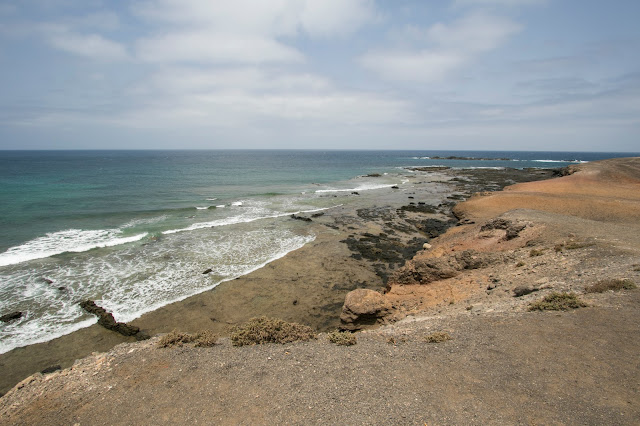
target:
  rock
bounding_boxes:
[40,365,61,374]
[79,300,140,337]
[0,311,23,323]
[480,218,527,240]
[340,289,391,331]
[42,277,54,284]
[513,286,537,297]
[423,243,432,250]
[352,192,360,195]
[391,186,399,189]
[202,268,213,274]
[291,214,312,222]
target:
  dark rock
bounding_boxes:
[291,214,312,222]
[365,173,381,177]
[40,365,61,374]
[408,196,414,199]
[202,268,213,274]
[340,289,391,331]
[292,299,298,305]
[79,300,140,337]
[391,186,399,189]
[57,286,67,291]
[513,286,537,297]
[352,192,360,195]
[481,218,527,240]
[42,277,54,284]
[311,212,325,218]
[0,311,23,323]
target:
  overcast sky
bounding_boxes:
[0,0,639,151]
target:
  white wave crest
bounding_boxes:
[315,183,397,193]
[0,229,148,267]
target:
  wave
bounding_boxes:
[162,206,335,235]
[532,159,589,163]
[0,229,148,267]
[315,183,397,193]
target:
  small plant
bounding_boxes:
[424,332,452,343]
[585,279,637,293]
[529,249,545,257]
[327,330,357,346]
[193,330,218,347]
[230,316,316,346]
[554,243,564,252]
[632,264,640,272]
[516,261,525,267]
[158,329,218,348]
[564,241,595,250]
[528,292,587,311]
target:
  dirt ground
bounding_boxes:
[1,158,639,425]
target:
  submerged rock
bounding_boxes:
[340,289,391,331]
[0,311,23,323]
[79,300,141,337]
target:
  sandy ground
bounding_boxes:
[1,158,639,425]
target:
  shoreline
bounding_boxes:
[0,165,557,395]
[1,158,639,424]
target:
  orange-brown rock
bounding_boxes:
[339,289,391,331]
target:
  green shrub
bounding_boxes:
[585,279,636,293]
[327,330,357,346]
[230,316,316,346]
[528,292,587,311]
[424,332,452,343]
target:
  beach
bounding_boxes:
[1,157,639,424]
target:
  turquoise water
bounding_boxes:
[0,150,635,353]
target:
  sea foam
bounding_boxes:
[0,229,148,267]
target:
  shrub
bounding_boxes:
[585,279,637,293]
[230,316,316,346]
[529,249,544,257]
[158,329,218,348]
[564,241,595,250]
[327,330,357,346]
[424,332,452,343]
[528,292,587,311]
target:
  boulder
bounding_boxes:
[340,289,391,331]
[0,311,23,323]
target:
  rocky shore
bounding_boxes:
[1,158,639,425]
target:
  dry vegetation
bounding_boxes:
[157,330,218,348]
[585,279,637,293]
[327,330,357,346]
[230,317,317,346]
[424,332,452,343]
[529,292,587,311]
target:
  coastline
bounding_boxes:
[0,165,556,395]
[1,158,639,424]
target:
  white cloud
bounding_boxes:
[133,0,375,38]
[359,13,521,82]
[136,31,303,64]
[133,0,376,64]
[47,30,129,61]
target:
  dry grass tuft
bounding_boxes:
[230,316,316,346]
[585,279,637,293]
[327,330,357,346]
[424,332,452,343]
[158,330,218,348]
[529,249,545,257]
[528,292,587,311]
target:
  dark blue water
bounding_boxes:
[0,149,635,353]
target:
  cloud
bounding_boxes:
[136,31,303,64]
[46,30,129,61]
[133,0,376,64]
[359,13,521,82]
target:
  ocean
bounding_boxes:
[0,150,635,353]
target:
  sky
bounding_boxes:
[0,0,639,151]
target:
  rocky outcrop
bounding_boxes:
[480,218,527,240]
[339,289,391,331]
[79,300,148,339]
[390,250,500,286]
